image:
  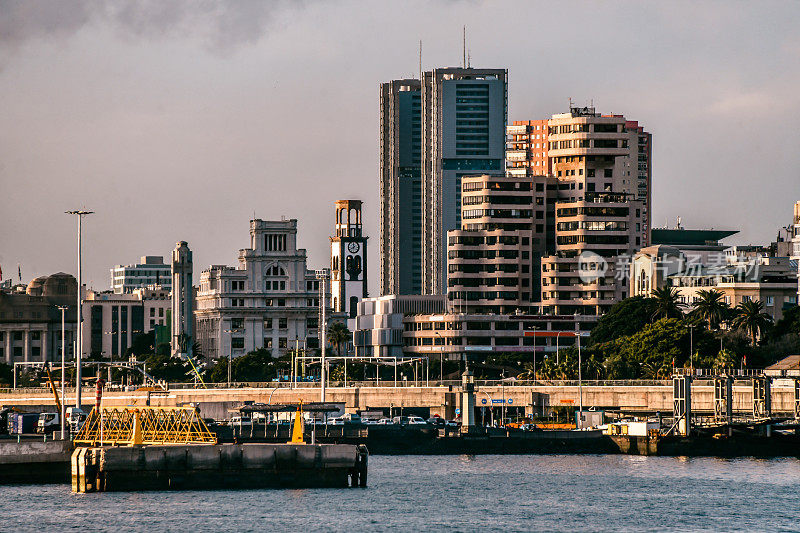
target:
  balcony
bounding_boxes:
[505,150,529,162]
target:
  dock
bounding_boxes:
[72,443,368,492]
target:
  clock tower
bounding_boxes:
[330,200,368,318]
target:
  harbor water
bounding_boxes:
[1,454,799,531]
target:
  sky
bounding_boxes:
[1,0,799,295]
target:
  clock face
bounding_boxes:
[347,241,360,253]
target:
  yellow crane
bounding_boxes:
[44,363,62,415]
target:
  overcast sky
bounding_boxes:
[1,0,798,294]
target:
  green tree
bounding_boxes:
[731,300,773,346]
[206,348,287,383]
[650,287,686,320]
[589,296,660,345]
[770,305,800,339]
[713,348,740,370]
[327,322,351,356]
[691,289,730,330]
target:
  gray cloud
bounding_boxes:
[0,0,308,52]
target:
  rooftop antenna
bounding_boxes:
[419,39,422,81]
[463,25,466,68]
[468,49,471,68]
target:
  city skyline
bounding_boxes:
[2,1,799,295]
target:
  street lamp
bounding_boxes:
[687,324,695,374]
[316,269,330,403]
[66,209,93,408]
[435,331,444,383]
[223,328,243,387]
[56,305,68,440]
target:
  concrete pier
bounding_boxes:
[0,439,71,484]
[72,443,368,493]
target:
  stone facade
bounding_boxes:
[195,219,331,360]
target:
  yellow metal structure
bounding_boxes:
[73,406,217,446]
[44,364,62,415]
[290,401,305,443]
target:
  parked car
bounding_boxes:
[230,416,253,429]
[407,416,427,425]
[427,417,446,428]
[375,418,394,425]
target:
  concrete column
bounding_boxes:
[4,331,11,364]
[23,329,30,363]
[41,328,49,362]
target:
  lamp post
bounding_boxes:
[223,328,243,387]
[66,209,93,408]
[435,331,444,383]
[578,331,584,428]
[56,305,68,440]
[688,324,695,374]
[529,326,538,381]
[316,269,330,403]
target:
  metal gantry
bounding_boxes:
[752,376,772,419]
[713,375,733,424]
[73,406,217,446]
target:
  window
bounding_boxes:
[231,280,245,291]
[278,338,287,349]
[604,169,613,178]
[231,337,244,350]
[264,318,273,329]
[765,296,774,306]
[231,318,244,329]
[31,331,41,341]
[264,338,273,348]
[149,308,155,317]
[277,299,286,307]
[279,318,287,329]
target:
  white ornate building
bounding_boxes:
[195,219,329,359]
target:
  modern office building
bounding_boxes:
[403,313,595,360]
[82,287,171,359]
[0,273,77,364]
[330,200,368,319]
[352,294,448,357]
[380,79,422,296]
[194,219,331,360]
[380,67,508,296]
[110,256,171,294]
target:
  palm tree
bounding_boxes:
[650,286,685,320]
[327,322,351,356]
[691,289,730,330]
[731,300,773,346]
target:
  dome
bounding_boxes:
[42,273,77,297]
[26,276,48,296]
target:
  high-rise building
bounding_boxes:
[380,79,422,296]
[422,67,508,295]
[506,107,652,248]
[380,67,508,296]
[330,200,368,319]
[110,256,171,294]
[171,241,193,355]
[447,174,557,314]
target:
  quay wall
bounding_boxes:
[72,443,367,492]
[1,382,797,419]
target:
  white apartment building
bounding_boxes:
[110,256,171,294]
